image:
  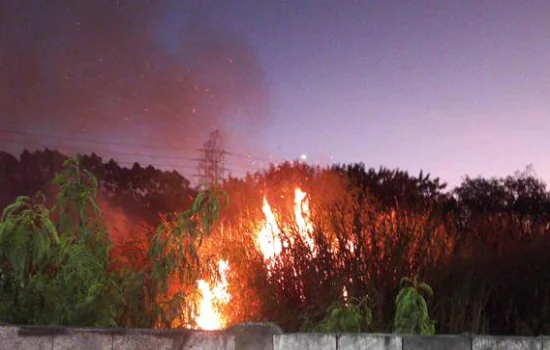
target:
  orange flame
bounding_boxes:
[193,187,316,329]
[293,188,316,255]
[195,260,230,330]
[257,197,283,262]
[256,187,315,263]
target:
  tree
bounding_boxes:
[0,155,228,328]
[450,170,550,255]
[332,163,448,213]
[0,156,121,326]
[146,187,229,328]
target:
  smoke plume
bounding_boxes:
[1,0,270,159]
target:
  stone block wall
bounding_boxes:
[1,324,549,349]
[0,323,282,350]
[274,333,548,350]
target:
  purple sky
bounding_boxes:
[184,0,550,187]
[3,1,550,188]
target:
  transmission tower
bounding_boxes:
[196,130,227,189]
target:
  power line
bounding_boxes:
[0,128,193,151]
[2,136,196,167]
[4,135,266,171]
[0,128,276,183]
[3,136,198,163]
[1,134,265,177]
[0,128,271,162]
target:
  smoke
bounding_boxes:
[1,0,270,156]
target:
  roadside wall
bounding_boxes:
[1,323,549,349]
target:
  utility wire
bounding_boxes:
[1,133,266,174]
[0,128,272,162]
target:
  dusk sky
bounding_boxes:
[3,1,550,187]
[211,0,550,186]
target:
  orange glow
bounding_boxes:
[256,197,283,262]
[195,260,230,330]
[293,188,316,255]
[256,187,316,264]
[193,187,320,329]
[342,285,349,304]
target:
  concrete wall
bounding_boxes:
[1,324,549,350]
[0,323,282,350]
[274,333,549,350]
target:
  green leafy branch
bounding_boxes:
[301,295,372,333]
[147,187,229,327]
[393,275,435,335]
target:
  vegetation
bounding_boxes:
[0,157,120,326]
[393,276,435,335]
[0,155,226,327]
[147,188,229,328]
[301,296,372,333]
[1,149,550,335]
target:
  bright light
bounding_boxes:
[195,260,230,330]
[300,154,307,161]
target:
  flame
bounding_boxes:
[342,285,348,304]
[195,260,230,330]
[257,197,283,262]
[193,187,316,329]
[293,188,316,255]
[256,187,315,264]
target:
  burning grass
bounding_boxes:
[184,166,454,331]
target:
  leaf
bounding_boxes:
[394,275,435,335]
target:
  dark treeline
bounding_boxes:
[218,162,550,335]
[0,149,195,225]
[0,149,196,271]
[1,149,550,335]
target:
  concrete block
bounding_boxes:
[0,326,53,350]
[339,333,402,350]
[274,333,336,350]
[403,334,471,350]
[112,329,234,350]
[53,328,113,350]
[473,336,542,350]
[112,329,172,350]
[181,330,235,350]
[226,322,283,350]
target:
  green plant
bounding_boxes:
[393,275,435,335]
[0,156,121,326]
[301,296,372,333]
[147,187,229,328]
[0,155,229,328]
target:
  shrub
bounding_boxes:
[393,275,435,335]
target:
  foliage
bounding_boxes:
[301,296,372,333]
[252,165,450,332]
[3,150,550,335]
[0,156,120,326]
[147,187,229,328]
[0,154,228,328]
[393,275,435,335]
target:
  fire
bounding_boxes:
[256,197,283,262]
[256,187,315,263]
[293,188,316,255]
[195,260,230,330]
[192,187,315,329]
